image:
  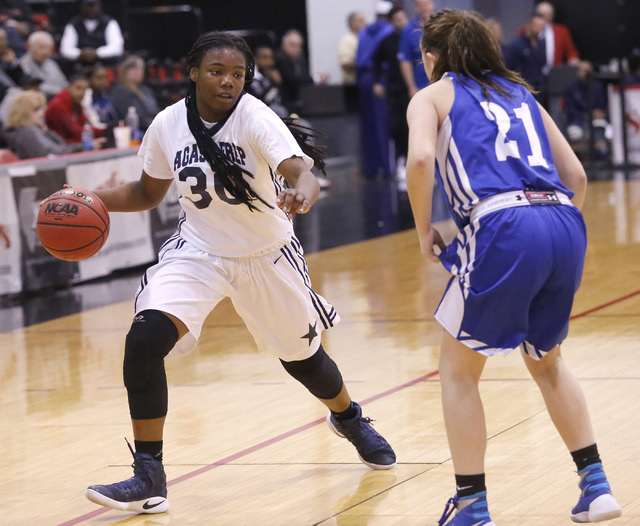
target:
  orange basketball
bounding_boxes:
[37,188,110,261]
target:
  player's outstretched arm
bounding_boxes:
[93,171,173,212]
[276,156,321,219]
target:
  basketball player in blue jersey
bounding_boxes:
[82,32,395,515]
[405,10,621,526]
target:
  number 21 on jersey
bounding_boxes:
[480,101,549,169]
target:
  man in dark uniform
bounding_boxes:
[372,6,410,180]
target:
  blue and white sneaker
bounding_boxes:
[571,463,621,522]
[438,491,496,526]
[326,402,396,469]
[85,442,169,514]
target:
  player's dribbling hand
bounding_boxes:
[276,189,309,219]
[39,184,71,207]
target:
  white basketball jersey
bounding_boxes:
[139,92,313,257]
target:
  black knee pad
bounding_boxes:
[123,310,179,391]
[280,345,344,399]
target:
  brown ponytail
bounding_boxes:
[422,9,534,100]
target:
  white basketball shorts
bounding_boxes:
[134,235,340,361]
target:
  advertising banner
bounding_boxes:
[11,167,79,292]
[609,84,640,165]
[0,173,22,295]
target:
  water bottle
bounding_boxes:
[125,106,140,145]
[81,123,93,151]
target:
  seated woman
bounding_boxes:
[3,91,100,159]
[110,55,160,133]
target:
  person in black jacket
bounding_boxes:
[274,30,316,114]
[59,0,124,69]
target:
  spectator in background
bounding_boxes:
[337,11,366,112]
[19,31,68,99]
[0,0,32,36]
[59,0,124,70]
[486,17,507,56]
[338,11,366,85]
[356,0,394,179]
[0,27,22,82]
[3,90,95,158]
[505,13,548,103]
[564,60,611,160]
[398,0,434,98]
[83,64,117,127]
[535,1,579,70]
[110,55,159,132]
[0,52,15,102]
[247,45,288,118]
[372,6,410,180]
[275,29,316,114]
[45,73,104,144]
[0,72,40,123]
[0,0,30,54]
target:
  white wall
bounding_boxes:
[306,0,378,85]
[306,0,484,84]
[306,0,533,84]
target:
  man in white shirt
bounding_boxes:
[337,11,366,86]
[59,0,124,67]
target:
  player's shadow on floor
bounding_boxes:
[333,469,399,524]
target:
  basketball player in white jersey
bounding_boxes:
[405,10,621,526]
[83,32,396,514]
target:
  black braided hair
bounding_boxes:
[186,31,328,211]
[186,32,267,211]
[282,117,327,176]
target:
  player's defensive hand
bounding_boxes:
[420,225,446,263]
[276,189,310,219]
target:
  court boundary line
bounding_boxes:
[57,371,439,526]
[56,288,640,525]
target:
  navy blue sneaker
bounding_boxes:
[85,442,169,514]
[571,463,621,522]
[326,402,396,469]
[438,491,496,526]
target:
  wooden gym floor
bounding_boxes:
[1,166,639,525]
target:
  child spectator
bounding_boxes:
[44,73,105,144]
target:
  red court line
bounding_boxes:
[57,370,439,526]
[570,288,640,319]
[58,288,639,524]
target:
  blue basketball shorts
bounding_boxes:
[435,203,587,359]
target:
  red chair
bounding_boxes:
[0,149,20,164]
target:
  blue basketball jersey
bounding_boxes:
[436,73,572,229]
